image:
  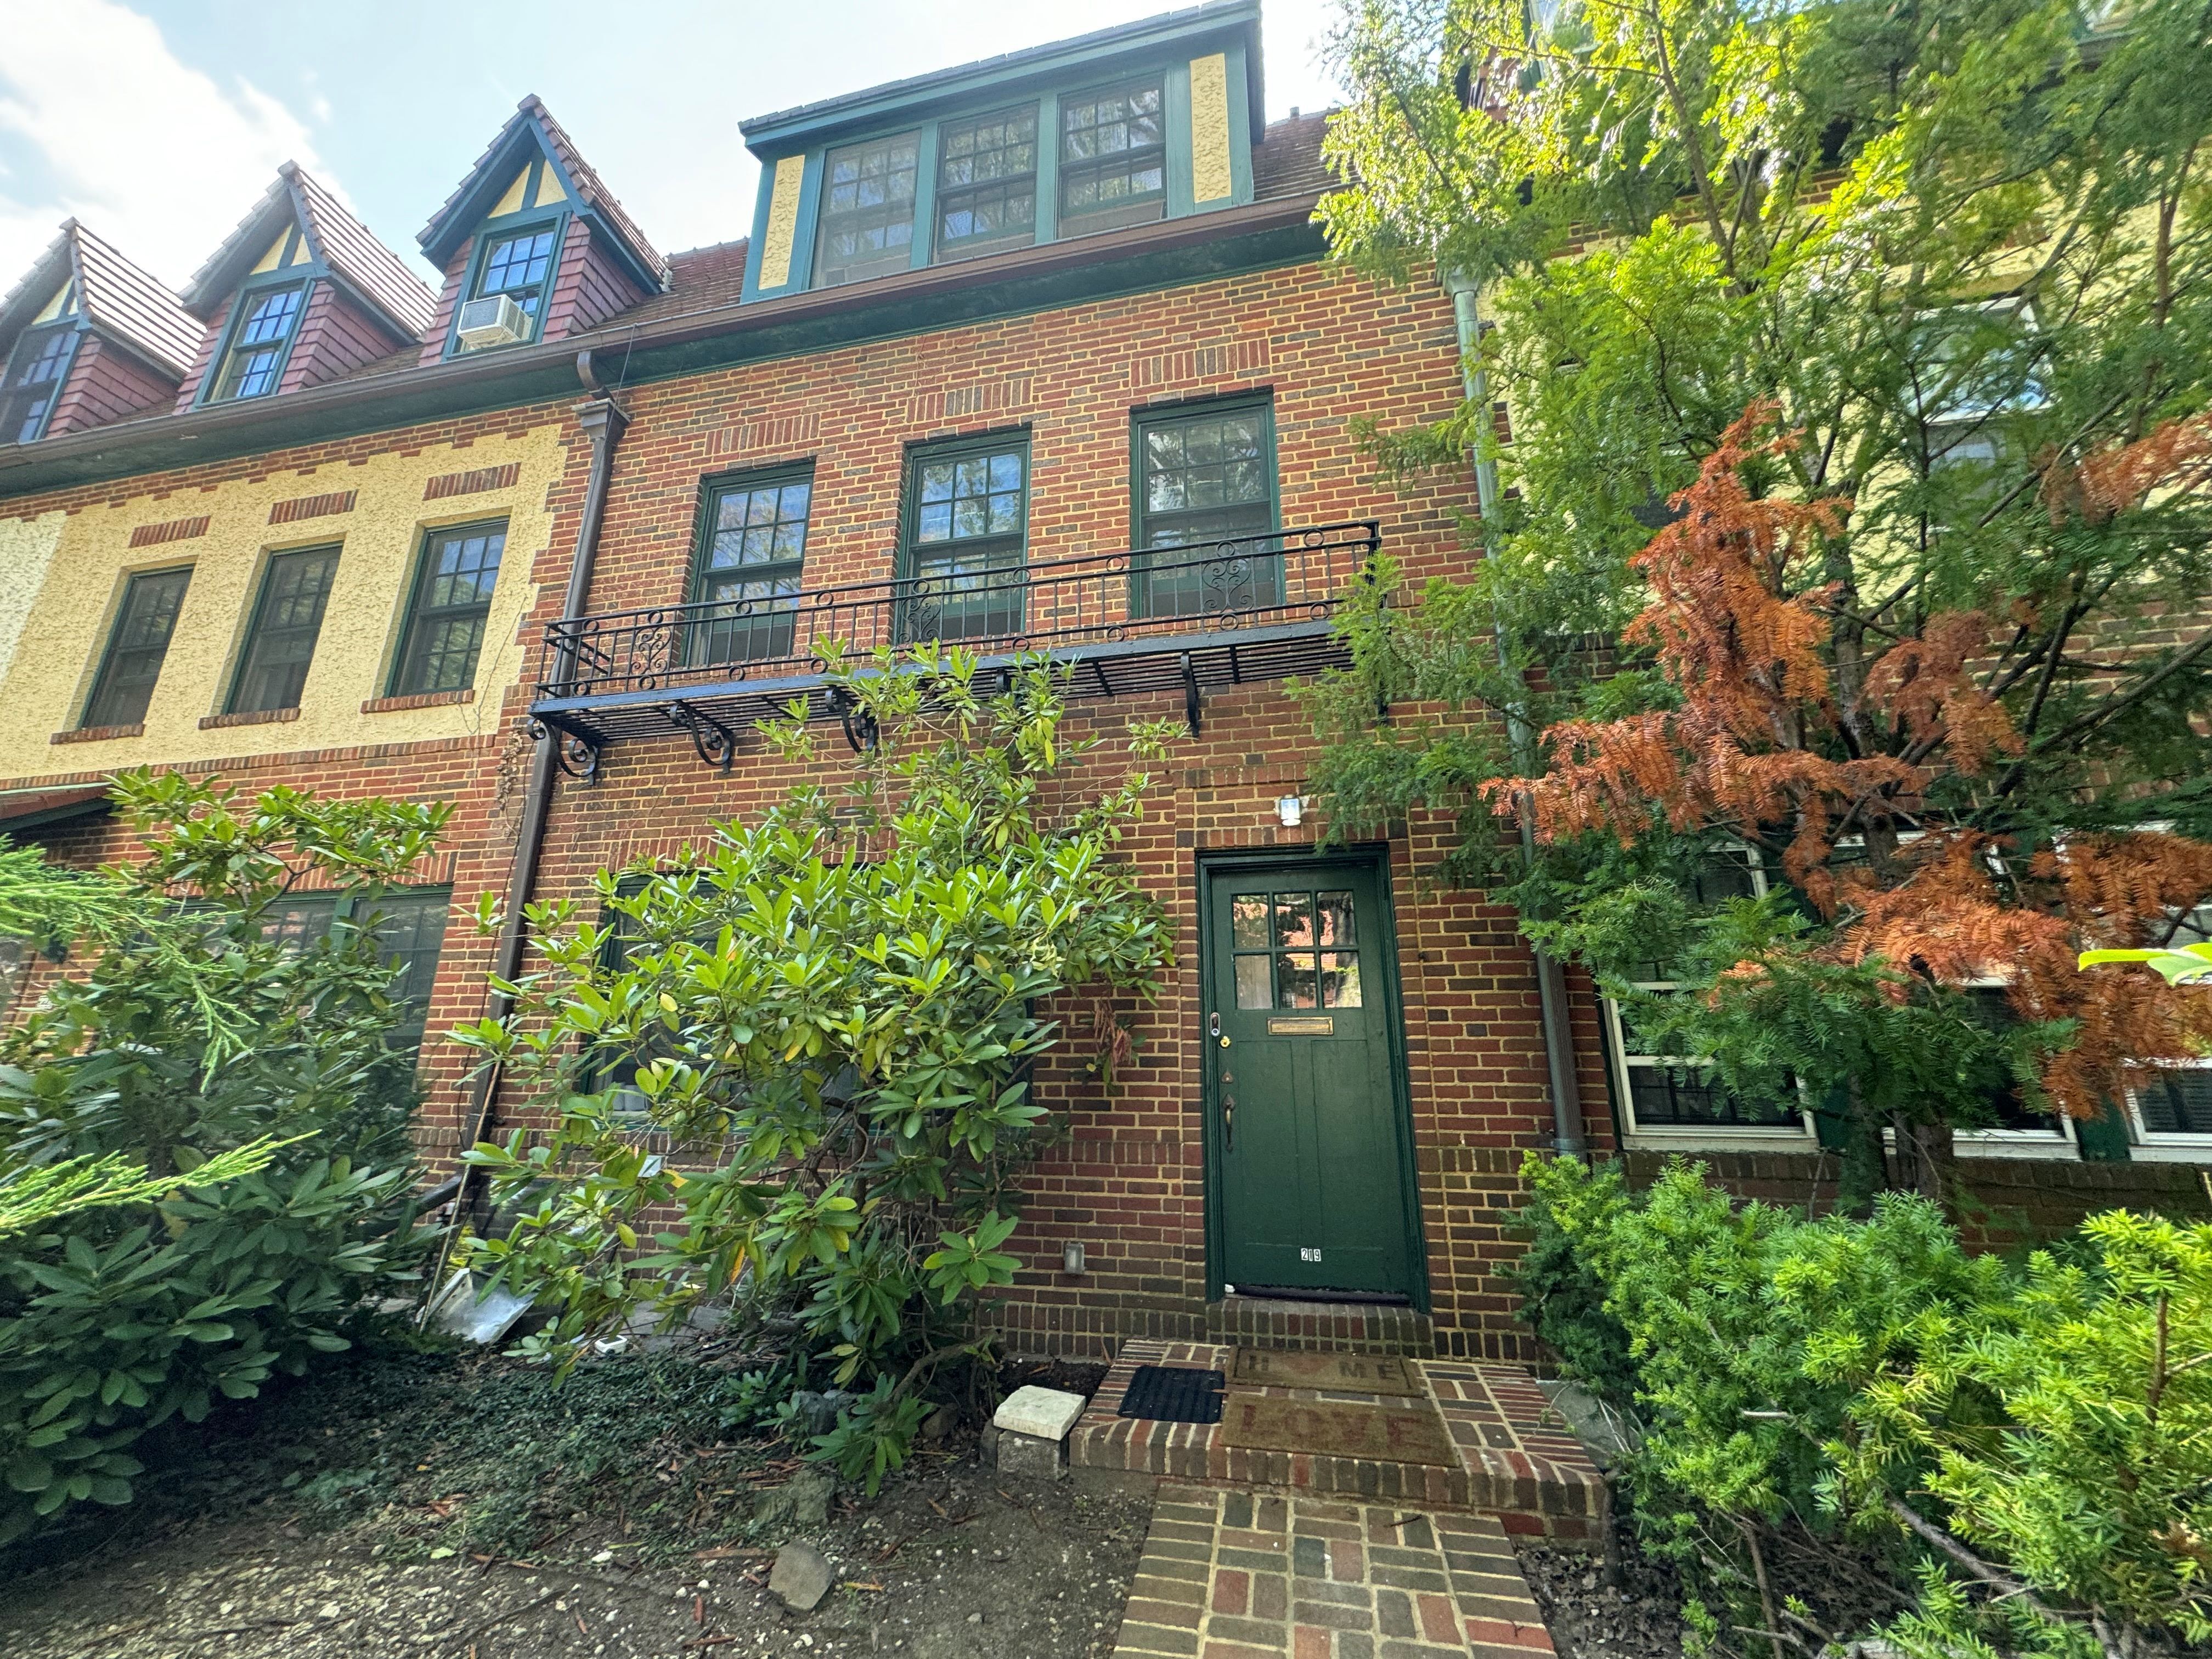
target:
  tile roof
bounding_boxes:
[419,97,664,290]
[0,221,198,378]
[1251,109,1336,202]
[179,165,435,340]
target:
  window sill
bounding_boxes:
[1621,1126,1817,1154]
[52,722,144,745]
[2124,1137,2212,1164]
[199,706,300,731]
[362,689,474,714]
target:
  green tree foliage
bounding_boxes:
[1310,0,2212,1197]
[1525,1155,2212,1658]
[0,774,447,1541]
[456,651,1178,1488]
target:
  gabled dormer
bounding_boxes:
[417,97,665,363]
[176,162,436,411]
[736,0,1262,303]
[0,222,197,444]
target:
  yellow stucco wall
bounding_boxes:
[0,426,568,775]
[759,155,808,290]
[0,509,65,696]
[1189,53,1233,204]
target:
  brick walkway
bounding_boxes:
[1110,1485,1559,1659]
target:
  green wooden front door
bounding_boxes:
[1205,857,1421,1300]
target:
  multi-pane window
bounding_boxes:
[688,469,811,665]
[262,888,451,1054]
[1059,80,1167,235]
[473,227,559,326]
[814,133,921,287]
[1607,853,1805,1132]
[1133,399,1278,617]
[392,521,506,696]
[1,324,77,444]
[2135,1066,2212,1136]
[1231,889,1364,1011]
[1920,301,2047,491]
[899,438,1028,642]
[211,284,305,402]
[81,567,191,730]
[229,545,339,714]
[935,105,1039,262]
[1952,983,2069,1138]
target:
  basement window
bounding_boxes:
[261,888,452,1054]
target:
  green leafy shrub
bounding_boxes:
[1522,1155,2212,1659]
[459,650,1178,1487]
[0,774,446,1542]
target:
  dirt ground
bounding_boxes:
[0,1340,1150,1659]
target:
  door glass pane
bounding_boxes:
[1277,952,1318,1009]
[1231,895,1268,949]
[1233,953,1271,1009]
[1316,891,1355,946]
[1272,894,1313,949]
[1320,952,1362,1008]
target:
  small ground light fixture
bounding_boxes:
[1277,794,1305,827]
[1063,1240,1087,1274]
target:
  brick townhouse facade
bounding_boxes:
[0,2,2201,1366]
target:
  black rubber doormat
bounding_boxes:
[1116,1364,1226,1424]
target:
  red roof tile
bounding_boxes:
[180,165,435,341]
[0,222,199,379]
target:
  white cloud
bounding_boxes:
[0,0,319,291]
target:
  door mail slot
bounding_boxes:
[1267,1016,1334,1036]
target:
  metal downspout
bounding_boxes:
[449,354,629,1219]
[1447,275,1588,1158]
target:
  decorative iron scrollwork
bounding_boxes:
[826,685,878,754]
[526,718,602,783]
[661,701,737,772]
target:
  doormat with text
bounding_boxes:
[1229,1349,1424,1397]
[1216,1393,1459,1466]
[1116,1365,1226,1424]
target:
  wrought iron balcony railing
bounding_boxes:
[527,520,1381,766]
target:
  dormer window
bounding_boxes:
[814,133,919,287]
[472,226,558,333]
[1059,79,1166,234]
[1,320,77,443]
[934,106,1039,263]
[209,282,305,403]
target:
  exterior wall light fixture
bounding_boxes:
[1063,1240,1087,1274]
[1277,794,1305,827]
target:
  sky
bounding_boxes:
[0,0,1348,295]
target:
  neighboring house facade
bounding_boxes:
[0,3,2199,1361]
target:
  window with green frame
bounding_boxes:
[1131,396,1278,618]
[391,520,507,697]
[686,465,811,666]
[208,282,307,403]
[229,545,339,714]
[461,223,560,343]
[934,104,1039,263]
[814,133,920,288]
[82,566,192,730]
[898,434,1029,644]
[1059,77,1167,235]
[1,321,78,443]
[259,887,451,1054]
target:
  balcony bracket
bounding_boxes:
[527,718,602,785]
[1181,652,1203,737]
[827,685,878,754]
[662,700,736,772]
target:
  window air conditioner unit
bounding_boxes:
[455,294,531,351]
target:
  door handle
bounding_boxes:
[1221,1094,1235,1152]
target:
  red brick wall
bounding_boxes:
[418,244,473,367]
[172,296,229,410]
[49,334,179,435]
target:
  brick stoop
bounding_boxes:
[1208,1295,1436,1356]
[1110,1483,1560,1658]
[1070,1340,1609,1540]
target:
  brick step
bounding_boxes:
[1069,1341,1610,1540]
[1207,1294,1435,1356]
